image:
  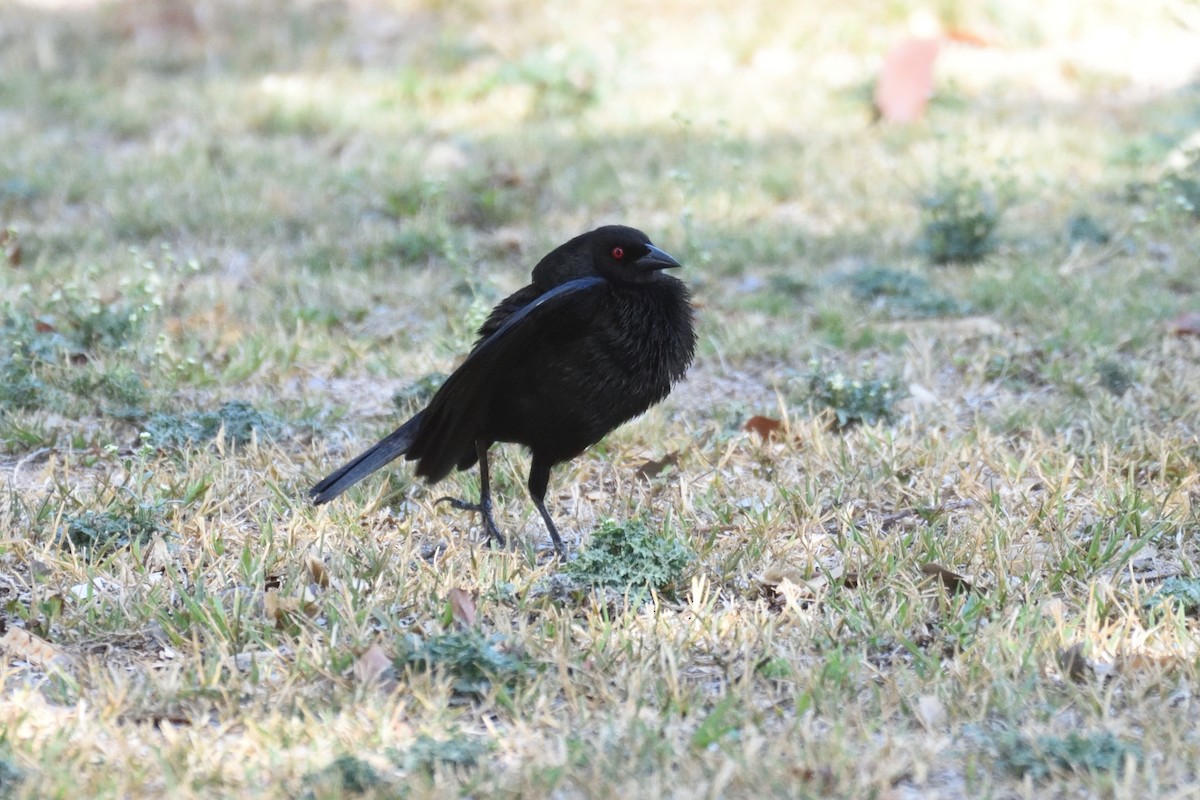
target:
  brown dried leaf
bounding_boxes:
[263,590,287,624]
[0,627,72,670]
[760,565,807,587]
[760,566,828,606]
[1057,642,1091,683]
[353,643,395,684]
[920,563,978,595]
[300,584,320,615]
[306,552,330,588]
[448,587,478,629]
[1,229,21,267]
[233,651,280,674]
[1115,652,1183,674]
[140,535,171,571]
[744,415,783,441]
[636,451,680,481]
[264,589,317,628]
[915,694,947,730]
[1168,311,1200,337]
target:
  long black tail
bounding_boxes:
[309,412,423,505]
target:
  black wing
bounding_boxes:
[407,276,607,483]
[474,284,542,343]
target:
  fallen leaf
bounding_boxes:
[914,694,947,730]
[353,643,394,684]
[1168,312,1200,337]
[140,535,171,570]
[773,579,820,607]
[0,627,73,670]
[744,415,783,441]
[636,451,679,480]
[263,591,290,625]
[905,382,943,409]
[300,584,320,614]
[1040,597,1067,624]
[760,565,829,606]
[233,651,280,674]
[874,37,940,123]
[1057,642,1091,683]
[761,565,807,587]
[0,230,19,267]
[920,563,979,595]
[448,587,478,629]
[306,552,330,588]
[264,588,318,628]
[1115,652,1184,674]
[944,27,993,47]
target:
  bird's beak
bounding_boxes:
[636,243,682,271]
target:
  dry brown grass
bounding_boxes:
[2,0,1200,797]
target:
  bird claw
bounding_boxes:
[434,495,507,547]
[434,496,479,512]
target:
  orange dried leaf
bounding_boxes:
[874,37,940,123]
[944,27,993,47]
[744,415,783,441]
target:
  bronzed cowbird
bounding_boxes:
[310,225,696,556]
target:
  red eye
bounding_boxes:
[611,246,624,260]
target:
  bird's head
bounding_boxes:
[532,225,683,288]
[590,225,682,284]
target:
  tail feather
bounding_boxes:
[309,412,422,505]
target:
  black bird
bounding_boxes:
[310,225,696,556]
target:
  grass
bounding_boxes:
[1,0,1199,797]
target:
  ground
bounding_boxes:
[1,0,1200,797]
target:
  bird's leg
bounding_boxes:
[528,458,567,558]
[435,440,506,547]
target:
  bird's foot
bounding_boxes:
[434,496,507,547]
